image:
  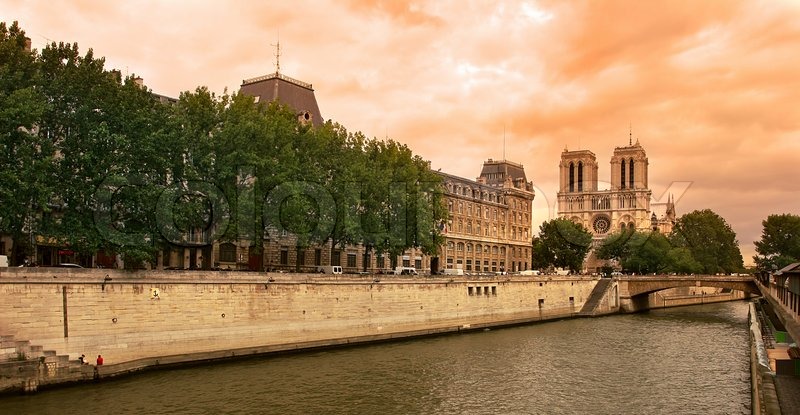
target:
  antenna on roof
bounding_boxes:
[503,124,506,161]
[271,31,281,74]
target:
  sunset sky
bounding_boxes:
[3,0,799,264]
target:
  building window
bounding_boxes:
[377,255,385,269]
[315,249,322,266]
[332,250,341,266]
[466,243,472,253]
[280,249,288,265]
[629,159,635,189]
[219,243,236,263]
[569,162,575,192]
[457,242,464,252]
[403,258,410,267]
[347,253,357,268]
[466,259,472,271]
[578,161,584,192]
[415,259,422,269]
[475,244,482,256]
[621,158,626,189]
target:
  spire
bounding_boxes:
[629,123,632,146]
[271,33,281,74]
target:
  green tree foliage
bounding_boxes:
[0,21,445,267]
[0,22,49,264]
[531,218,592,273]
[753,213,800,271]
[596,230,686,274]
[670,209,743,274]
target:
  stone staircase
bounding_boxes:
[578,278,613,316]
[0,334,91,393]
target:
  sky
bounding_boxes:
[3,0,800,265]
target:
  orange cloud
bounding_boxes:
[3,0,799,264]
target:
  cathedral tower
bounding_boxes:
[558,149,598,193]
[610,139,648,190]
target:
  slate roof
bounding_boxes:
[239,72,323,127]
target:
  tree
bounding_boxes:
[670,209,743,274]
[665,247,702,275]
[531,218,592,273]
[596,230,672,274]
[753,213,800,271]
[0,21,49,265]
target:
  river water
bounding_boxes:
[0,301,751,415]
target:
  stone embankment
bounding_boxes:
[0,268,745,394]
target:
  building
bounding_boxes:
[437,159,535,274]
[239,72,323,128]
[557,136,675,271]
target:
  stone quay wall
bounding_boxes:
[0,268,749,393]
[647,286,747,309]
[0,268,609,392]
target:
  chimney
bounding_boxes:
[24,37,32,53]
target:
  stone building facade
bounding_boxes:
[557,138,675,271]
[438,159,535,274]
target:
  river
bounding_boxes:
[0,301,751,414]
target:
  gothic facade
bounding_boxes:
[557,139,676,271]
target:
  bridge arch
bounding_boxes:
[616,275,760,313]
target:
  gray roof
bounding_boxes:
[239,72,323,127]
[478,159,528,186]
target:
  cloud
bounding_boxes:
[3,0,799,265]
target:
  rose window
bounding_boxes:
[592,216,611,234]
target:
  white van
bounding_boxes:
[518,269,540,276]
[441,268,464,276]
[316,265,342,274]
[394,267,418,275]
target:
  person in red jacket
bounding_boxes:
[96,355,104,366]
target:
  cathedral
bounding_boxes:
[556,136,675,271]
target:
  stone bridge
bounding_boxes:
[616,275,760,313]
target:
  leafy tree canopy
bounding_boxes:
[531,218,592,273]
[753,213,800,271]
[0,21,446,267]
[670,209,743,274]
